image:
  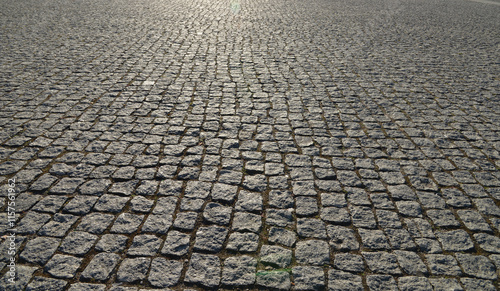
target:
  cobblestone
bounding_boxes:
[221,256,256,286]
[148,258,182,288]
[226,232,259,252]
[59,231,97,255]
[1,0,499,289]
[117,257,150,283]
[45,254,82,279]
[295,240,330,265]
[20,237,60,265]
[75,214,111,235]
[185,253,221,288]
[81,253,121,281]
[292,266,324,291]
[259,245,292,268]
[256,270,291,290]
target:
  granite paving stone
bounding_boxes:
[0,265,38,291]
[148,258,183,288]
[226,232,259,252]
[152,196,178,215]
[363,251,402,275]
[127,235,162,256]
[327,225,360,251]
[296,218,327,239]
[426,254,463,276]
[161,230,190,257]
[211,183,238,203]
[266,208,294,227]
[16,211,52,234]
[334,253,365,273]
[428,278,464,291]
[45,254,82,279]
[256,270,291,290]
[436,229,474,252]
[172,212,198,231]
[203,202,232,225]
[394,250,428,275]
[141,214,172,234]
[63,196,99,215]
[68,283,106,291]
[221,256,257,286]
[194,226,228,252]
[185,253,221,288]
[95,234,128,253]
[385,228,416,250]
[474,233,500,253]
[111,213,144,234]
[1,0,499,288]
[117,257,151,283]
[397,276,433,291]
[32,196,67,214]
[37,213,79,237]
[232,211,262,233]
[25,277,68,291]
[20,237,60,265]
[76,213,115,234]
[259,245,292,268]
[93,194,129,213]
[80,253,121,281]
[359,228,391,250]
[292,266,325,291]
[295,240,330,266]
[320,207,351,225]
[235,190,263,212]
[328,269,364,291]
[366,275,398,291]
[460,278,497,291]
[456,253,497,280]
[268,227,296,247]
[59,231,97,255]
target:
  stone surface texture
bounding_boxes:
[0,0,499,289]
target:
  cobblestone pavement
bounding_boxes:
[0,0,499,290]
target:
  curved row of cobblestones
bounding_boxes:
[0,0,499,290]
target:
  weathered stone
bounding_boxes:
[127,235,161,256]
[20,237,60,264]
[194,226,228,252]
[185,253,221,287]
[95,234,128,253]
[148,258,183,287]
[45,254,82,279]
[334,253,364,273]
[232,212,262,232]
[59,231,97,255]
[256,270,291,290]
[268,227,296,247]
[203,202,232,225]
[81,253,121,281]
[362,252,402,275]
[328,269,363,291]
[456,253,496,280]
[117,257,151,283]
[259,245,292,268]
[292,266,325,291]
[426,254,462,276]
[295,240,330,265]
[221,256,257,286]
[111,213,144,234]
[161,230,190,257]
[226,232,259,252]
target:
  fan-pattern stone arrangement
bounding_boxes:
[0,0,499,290]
